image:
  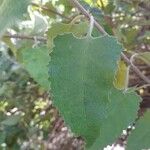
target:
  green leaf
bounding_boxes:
[21,46,50,90]
[137,52,150,66]
[127,111,150,150]
[47,22,88,50]
[0,0,30,36]
[1,115,21,126]
[49,34,140,149]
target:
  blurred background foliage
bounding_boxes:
[0,0,149,149]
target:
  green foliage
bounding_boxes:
[1,115,21,126]
[0,0,30,36]
[20,45,50,90]
[127,111,150,150]
[41,2,57,18]
[0,0,149,149]
[49,34,140,149]
[47,22,89,49]
[0,51,51,148]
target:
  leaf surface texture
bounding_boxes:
[49,34,140,149]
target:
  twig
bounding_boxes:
[31,2,70,20]
[121,53,150,84]
[70,0,107,35]
[4,34,47,42]
[70,0,150,84]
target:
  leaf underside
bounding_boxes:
[49,34,140,150]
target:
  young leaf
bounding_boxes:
[127,111,150,150]
[49,34,140,149]
[0,0,30,36]
[21,46,50,90]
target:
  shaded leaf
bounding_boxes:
[49,34,140,149]
[21,46,50,90]
[1,115,21,126]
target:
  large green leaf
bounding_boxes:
[49,34,140,149]
[127,111,150,150]
[21,46,50,90]
[0,0,29,36]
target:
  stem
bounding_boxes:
[31,2,70,20]
[70,0,150,84]
[70,0,108,35]
[121,53,150,84]
[4,34,47,42]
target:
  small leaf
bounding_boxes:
[21,46,50,90]
[127,111,150,150]
[1,115,21,126]
[49,34,140,149]
[0,0,30,36]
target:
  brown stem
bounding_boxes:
[4,34,47,42]
[70,0,108,35]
